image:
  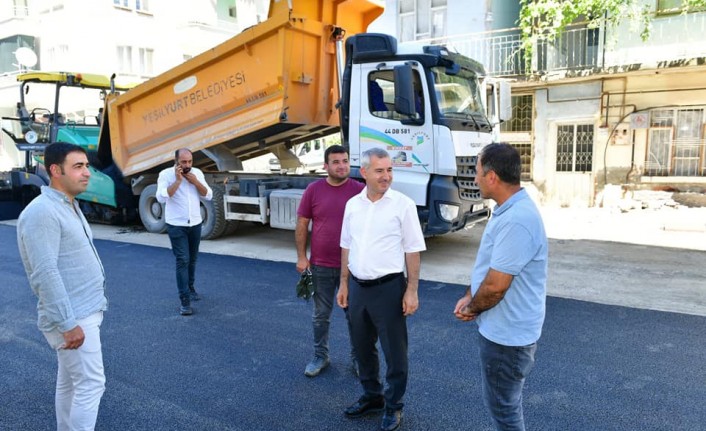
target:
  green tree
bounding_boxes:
[518,0,706,72]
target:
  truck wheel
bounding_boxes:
[224,220,240,236]
[200,184,227,240]
[138,184,167,234]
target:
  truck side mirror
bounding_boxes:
[486,79,513,125]
[393,65,416,117]
[497,80,512,123]
[394,65,423,125]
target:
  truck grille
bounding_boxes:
[456,156,481,201]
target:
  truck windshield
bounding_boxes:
[431,67,487,126]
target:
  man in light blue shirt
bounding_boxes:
[17,142,108,431]
[454,143,548,431]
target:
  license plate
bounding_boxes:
[472,204,485,212]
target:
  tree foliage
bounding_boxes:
[518,0,706,71]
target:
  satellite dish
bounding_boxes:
[15,47,38,68]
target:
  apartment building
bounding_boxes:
[381,0,706,206]
[0,0,267,168]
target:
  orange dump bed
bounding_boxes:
[105,0,383,175]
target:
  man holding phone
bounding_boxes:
[157,148,213,316]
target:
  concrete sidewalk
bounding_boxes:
[539,205,706,251]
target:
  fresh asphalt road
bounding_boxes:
[1,223,705,431]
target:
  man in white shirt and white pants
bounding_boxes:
[337,147,426,431]
[157,148,213,316]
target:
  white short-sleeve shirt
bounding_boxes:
[341,187,426,280]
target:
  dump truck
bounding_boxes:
[1,0,511,239]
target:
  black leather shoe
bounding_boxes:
[344,396,385,418]
[380,408,402,431]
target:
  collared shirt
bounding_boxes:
[340,187,426,280]
[471,188,548,346]
[297,178,364,268]
[17,186,107,333]
[156,167,213,226]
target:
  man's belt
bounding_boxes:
[351,272,404,287]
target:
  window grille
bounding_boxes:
[646,127,673,175]
[645,108,705,176]
[501,95,533,132]
[556,124,594,172]
[507,141,532,181]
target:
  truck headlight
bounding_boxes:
[438,203,460,222]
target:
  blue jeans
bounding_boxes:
[167,223,202,306]
[479,334,537,431]
[311,265,356,361]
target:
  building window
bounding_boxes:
[656,0,706,14]
[117,45,133,73]
[514,142,533,181]
[139,47,153,76]
[556,124,594,172]
[136,0,149,12]
[399,0,447,42]
[501,95,534,181]
[430,4,446,39]
[501,95,533,132]
[13,0,29,16]
[113,0,150,11]
[646,108,705,176]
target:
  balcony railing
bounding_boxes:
[413,12,706,78]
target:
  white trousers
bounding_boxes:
[43,311,106,431]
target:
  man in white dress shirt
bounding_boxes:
[337,147,426,431]
[156,148,213,316]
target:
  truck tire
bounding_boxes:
[224,220,240,236]
[138,184,167,234]
[200,184,227,240]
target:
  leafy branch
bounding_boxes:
[517,0,706,74]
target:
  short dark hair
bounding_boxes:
[324,144,348,164]
[479,143,521,185]
[45,142,87,177]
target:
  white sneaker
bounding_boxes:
[304,356,330,377]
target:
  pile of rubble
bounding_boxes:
[599,185,684,212]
